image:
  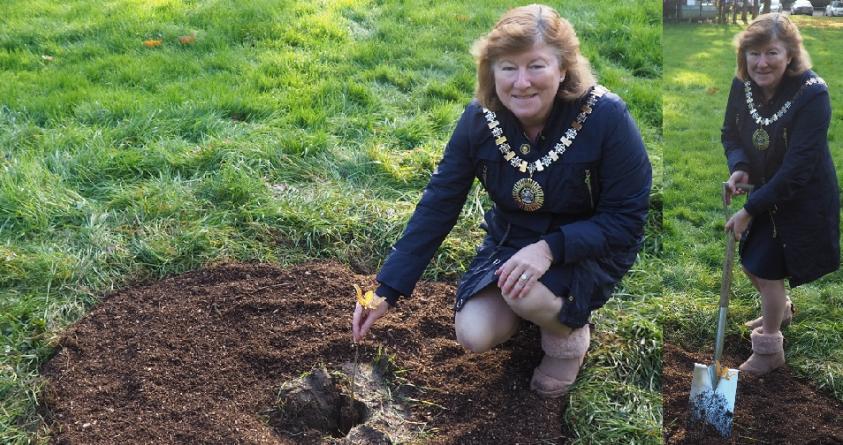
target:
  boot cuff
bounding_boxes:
[541,325,590,359]
[750,327,783,354]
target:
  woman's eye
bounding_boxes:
[530,65,546,70]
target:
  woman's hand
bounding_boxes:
[352,299,389,342]
[725,208,752,240]
[495,240,553,299]
[725,170,750,206]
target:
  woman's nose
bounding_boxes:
[514,68,530,88]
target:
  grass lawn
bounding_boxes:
[1,0,661,443]
[663,17,843,403]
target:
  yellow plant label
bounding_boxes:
[715,360,732,381]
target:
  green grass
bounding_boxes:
[0,0,662,443]
[663,18,843,402]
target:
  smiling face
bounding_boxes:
[746,38,792,99]
[493,44,565,130]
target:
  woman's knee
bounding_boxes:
[455,323,497,353]
[744,270,785,294]
[455,312,519,353]
[753,276,786,296]
[454,289,519,353]
[743,267,761,289]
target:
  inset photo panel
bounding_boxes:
[663,2,843,443]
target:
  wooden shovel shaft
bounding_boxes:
[719,181,754,309]
[718,181,752,309]
[714,182,754,376]
[713,234,734,372]
[718,234,736,309]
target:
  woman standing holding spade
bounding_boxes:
[722,13,839,376]
[352,4,651,398]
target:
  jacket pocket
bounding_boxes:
[474,150,512,206]
[584,168,594,209]
[541,162,599,214]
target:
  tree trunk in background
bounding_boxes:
[762,0,771,13]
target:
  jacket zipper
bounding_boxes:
[584,169,594,209]
[769,205,778,238]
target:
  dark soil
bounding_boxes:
[664,341,843,444]
[41,261,570,444]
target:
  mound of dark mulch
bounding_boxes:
[663,341,843,444]
[41,261,571,444]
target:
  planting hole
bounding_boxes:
[271,363,416,443]
[272,367,369,438]
[337,395,368,436]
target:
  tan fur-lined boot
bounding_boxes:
[745,296,795,330]
[738,327,785,376]
[530,325,590,398]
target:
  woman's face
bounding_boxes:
[746,39,791,96]
[493,44,564,128]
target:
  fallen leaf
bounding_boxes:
[354,284,384,310]
[178,34,196,45]
[143,39,163,48]
[706,86,720,95]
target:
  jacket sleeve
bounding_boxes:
[722,78,751,174]
[375,107,477,303]
[556,99,652,264]
[744,87,831,216]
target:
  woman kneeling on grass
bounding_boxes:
[723,13,840,375]
[352,4,651,398]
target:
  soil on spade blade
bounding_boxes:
[663,341,843,444]
[40,261,571,444]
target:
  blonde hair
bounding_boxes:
[471,4,595,111]
[734,13,811,81]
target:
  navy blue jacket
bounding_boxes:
[377,88,651,327]
[722,70,840,286]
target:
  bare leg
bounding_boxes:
[755,276,787,334]
[743,268,762,292]
[742,268,793,329]
[454,285,520,353]
[501,282,572,336]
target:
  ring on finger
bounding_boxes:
[519,273,530,281]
